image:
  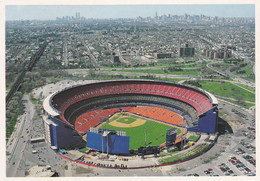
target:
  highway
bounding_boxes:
[6,95,35,177]
[197,35,255,88]
[115,48,129,65]
[206,59,255,89]
[63,39,68,67]
[66,68,199,80]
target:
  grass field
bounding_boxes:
[80,147,89,152]
[188,135,199,141]
[116,68,203,75]
[199,81,255,103]
[99,112,181,150]
[221,98,255,109]
[159,143,210,164]
[233,83,255,93]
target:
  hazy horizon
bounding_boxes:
[6,4,255,21]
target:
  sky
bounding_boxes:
[5,4,255,21]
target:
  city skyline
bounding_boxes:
[6,4,255,21]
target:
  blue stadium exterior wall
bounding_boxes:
[188,106,218,134]
[86,131,130,154]
[51,124,58,148]
[48,116,84,148]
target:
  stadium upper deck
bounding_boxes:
[43,80,218,134]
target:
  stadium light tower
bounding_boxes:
[144,127,147,147]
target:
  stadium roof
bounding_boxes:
[43,92,60,117]
[203,90,218,105]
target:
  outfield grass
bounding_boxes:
[99,113,181,150]
[199,81,255,102]
[110,116,119,121]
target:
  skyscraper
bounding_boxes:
[76,12,80,20]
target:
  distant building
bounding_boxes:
[111,52,120,65]
[203,48,232,59]
[208,51,214,59]
[144,55,154,59]
[76,12,80,20]
[153,53,172,59]
[178,44,195,57]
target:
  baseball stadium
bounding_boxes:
[42,79,218,168]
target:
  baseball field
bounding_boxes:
[99,112,182,150]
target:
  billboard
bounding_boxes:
[86,131,130,154]
[166,128,177,147]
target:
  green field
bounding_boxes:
[99,113,181,150]
[218,111,226,117]
[188,135,199,141]
[199,81,255,103]
[245,65,254,75]
[80,147,89,152]
[221,99,255,109]
[233,83,255,93]
[115,68,203,75]
[159,143,210,164]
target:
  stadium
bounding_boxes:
[42,79,218,166]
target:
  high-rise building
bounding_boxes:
[178,44,195,57]
[76,12,80,20]
[203,48,232,59]
[111,52,120,65]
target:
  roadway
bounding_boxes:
[206,60,255,88]
[66,68,199,80]
[81,40,99,68]
[63,39,68,67]
[115,48,129,65]
[197,35,255,88]
[6,94,67,177]
[6,95,35,177]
